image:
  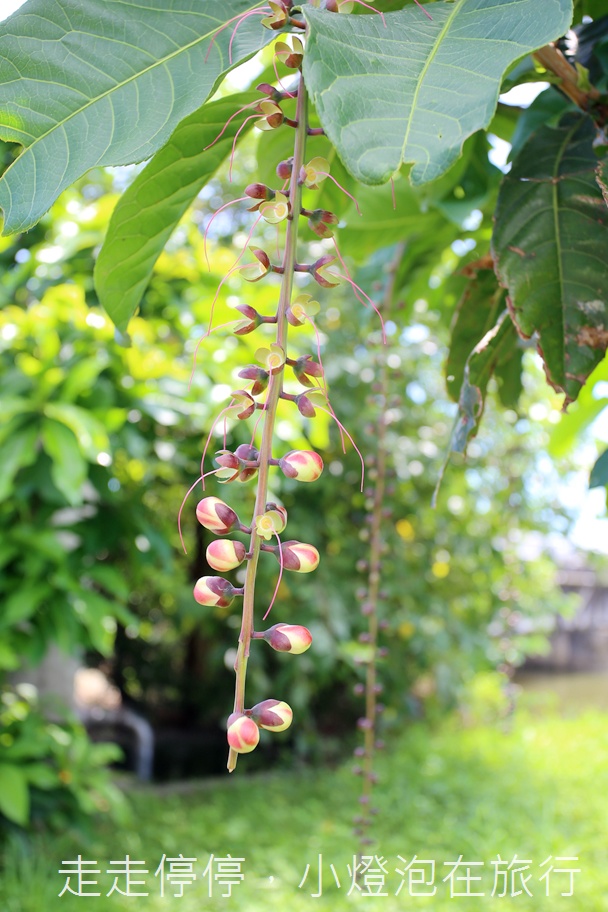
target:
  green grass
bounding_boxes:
[2,709,608,911]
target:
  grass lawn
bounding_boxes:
[2,707,607,911]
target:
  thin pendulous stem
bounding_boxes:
[228,77,309,773]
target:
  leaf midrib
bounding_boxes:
[399,0,462,163]
[1,2,262,164]
[551,118,583,383]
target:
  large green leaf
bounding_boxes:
[0,423,38,501]
[590,447,608,487]
[0,764,30,826]
[302,0,572,186]
[41,418,87,505]
[95,92,256,331]
[492,115,608,404]
[0,0,272,235]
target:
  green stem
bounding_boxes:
[228,77,309,772]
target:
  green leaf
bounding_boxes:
[41,418,87,505]
[0,423,38,501]
[492,114,608,404]
[446,262,506,401]
[590,447,608,487]
[95,92,257,331]
[44,402,110,461]
[302,0,573,186]
[338,171,449,260]
[0,0,272,235]
[0,584,48,629]
[0,764,30,826]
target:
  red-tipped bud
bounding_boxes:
[235,443,260,461]
[238,364,270,396]
[277,540,320,573]
[227,714,260,753]
[233,303,262,335]
[245,182,274,201]
[193,576,240,608]
[291,355,324,388]
[295,393,317,418]
[249,699,293,732]
[196,496,240,534]
[215,446,259,483]
[308,208,339,239]
[263,623,313,654]
[206,539,247,572]
[279,449,323,482]
[276,158,293,180]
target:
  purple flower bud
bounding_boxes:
[249,699,293,732]
[233,304,263,335]
[276,158,293,180]
[193,576,240,608]
[357,717,373,731]
[353,683,365,697]
[353,746,365,757]
[196,496,240,534]
[245,182,274,201]
[238,364,269,396]
[278,450,323,482]
[263,623,312,654]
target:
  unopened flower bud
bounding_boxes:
[279,450,323,482]
[206,539,247,572]
[238,365,269,396]
[353,745,365,757]
[263,623,312,654]
[276,158,293,180]
[276,540,320,573]
[357,717,373,730]
[245,182,274,201]
[227,714,260,753]
[193,576,240,608]
[353,683,365,696]
[307,208,339,239]
[249,699,293,732]
[196,496,239,534]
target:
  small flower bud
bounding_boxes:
[196,496,239,534]
[353,745,365,757]
[193,576,240,608]
[263,623,312,654]
[276,158,293,180]
[357,717,373,730]
[235,443,260,462]
[291,355,324,387]
[249,699,293,732]
[206,539,247,572]
[279,450,323,482]
[307,208,339,239]
[276,540,320,573]
[245,182,274,201]
[238,364,270,396]
[227,714,260,753]
[353,683,365,697]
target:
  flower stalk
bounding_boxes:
[227,75,310,773]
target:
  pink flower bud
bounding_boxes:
[249,699,293,732]
[206,539,247,572]
[238,364,269,396]
[279,450,323,482]
[295,393,317,418]
[277,540,320,573]
[227,714,260,753]
[245,182,274,201]
[196,496,239,534]
[276,158,293,180]
[263,623,312,654]
[193,576,239,608]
